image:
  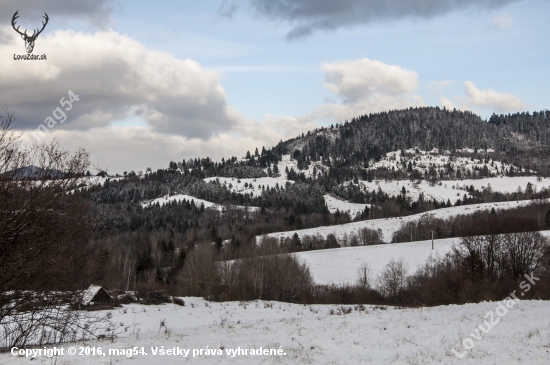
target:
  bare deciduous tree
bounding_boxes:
[356,262,373,288]
[0,111,93,291]
[377,258,409,300]
[0,112,108,349]
[178,244,218,296]
[455,231,549,280]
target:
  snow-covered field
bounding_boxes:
[142,194,259,212]
[264,200,544,243]
[3,298,549,364]
[294,230,550,285]
[295,238,457,285]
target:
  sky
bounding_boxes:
[0,0,548,173]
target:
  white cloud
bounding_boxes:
[22,127,255,173]
[319,58,424,120]
[491,14,513,30]
[460,81,526,112]
[439,97,456,110]
[236,113,319,144]
[3,24,528,172]
[321,58,419,102]
[211,65,315,73]
[21,113,321,172]
[1,26,324,171]
[0,28,237,139]
[426,80,455,95]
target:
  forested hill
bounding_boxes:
[84,106,550,237]
[68,107,550,292]
[271,107,550,166]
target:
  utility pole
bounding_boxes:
[431,230,434,250]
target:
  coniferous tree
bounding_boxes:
[292,233,301,248]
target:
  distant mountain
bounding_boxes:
[275,107,550,163]
[3,165,65,179]
[264,107,550,176]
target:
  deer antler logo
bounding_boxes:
[12,11,49,54]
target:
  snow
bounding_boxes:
[142,194,259,212]
[84,176,125,185]
[264,200,544,243]
[271,155,329,180]
[366,148,532,177]
[67,176,124,193]
[203,177,293,197]
[4,298,550,364]
[294,230,545,285]
[270,150,541,205]
[355,176,547,205]
[81,285,104,305]
[207,156,544,210]
[268,149,534,187]
[276,154,295,180]
[324,194,370,217]
[295,238,457,285]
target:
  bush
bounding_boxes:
[359,228,384,245]
[178,244,218,297]
[141,290,170,305]
[377,258,409,300]
[455,231,549,281]
[215,244,313,302]
[171,297,185,306]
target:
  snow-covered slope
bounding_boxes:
[297,230,550,285]
[4,298,549,364]
[142,194,259,212]
[274,148,535,184]
[366,148,532,177]
[354,176,547,205]
[207,153,544,208]
[324,194,370,217]
[204,177,293,197]
[272,154,329,180]
[264,200,543,243]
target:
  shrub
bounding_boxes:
[377,258,409,300]
[216,244,313,302]
[172,297,185,306]
[178,244,218,297]
[359,228,384,245]
[454,231,549,280]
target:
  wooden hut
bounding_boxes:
[81,285,114,309]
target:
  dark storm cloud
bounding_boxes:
[221,0,526,39]
[0,0,117,27]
